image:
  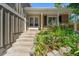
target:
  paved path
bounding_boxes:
[3,28,39,56]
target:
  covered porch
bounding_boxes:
[25,7,71,30]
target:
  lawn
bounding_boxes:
[34,26,79,56]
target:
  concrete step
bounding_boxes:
[12,42,34,47]
[20,33,37,36]
[20,35,35,37]
[21,33,35,36]
[19,35,35,38]
[12,41,34,47]
[18,38,35,41]
[16,39,34,42]
[16,38,34,40]
[12,44,33,48]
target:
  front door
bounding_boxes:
[29,17,34,27]
[29,16,39,27]
[35,17,39,27]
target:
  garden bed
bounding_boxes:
[34,26,79,56]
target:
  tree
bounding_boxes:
[55,3,62,7]
[68,3,79,14]
[68,4,79,21]
[68,3,79,31]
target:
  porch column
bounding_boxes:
[57,13,60,26]
[41,13,43,30]
[74,23,77,31]
[24,18,26,31]
[12,15,14,42]
[74,15,77,31]
[0,7,3,47]
[7,12,10,44]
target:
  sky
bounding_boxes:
[31,3,69,8]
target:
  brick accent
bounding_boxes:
[77,23,79,31]
[61,14,68,23]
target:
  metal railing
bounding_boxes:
[0,3,25,55]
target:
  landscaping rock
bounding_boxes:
[47,52,55,56]
[59,47,72,55]
[52,50,61,56]
[59,47,67,53]
[58,49,63,55]
[66,46,72,53]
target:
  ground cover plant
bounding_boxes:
[34,26,79,56]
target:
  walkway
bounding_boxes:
[3,28,39,56]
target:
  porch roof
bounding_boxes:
[24,7,72,15]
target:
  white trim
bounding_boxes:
[47,16,57,26]
[25,7,72,15]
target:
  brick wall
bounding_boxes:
[77,23,79,31]
[61,14,68,23]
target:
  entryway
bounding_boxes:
[29,16,39,27]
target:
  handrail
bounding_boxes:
[0,3,25,20]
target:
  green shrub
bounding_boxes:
[34,43,48,56]
[34,26,79,56]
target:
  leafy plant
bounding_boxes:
[34,26,79,56]
[34,43,48,56]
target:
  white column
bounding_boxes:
[0,8,3,47]
[74,15,77,31]
[12,15,14,36]
[11,14,14,43]
[15,3,19,13]
[57,13,60,26]
[7,12,10,44]
[74,23,77,31]
[4,11,10,45]
[16,17,18,39]
[19,18,21,33]
[16,17,19,33]
[24,18,26,31]
[41,13,43,30]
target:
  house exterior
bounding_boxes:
[25,7,72,30]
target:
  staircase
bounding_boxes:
[3,28,39,56]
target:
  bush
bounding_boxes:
[34,26,79,56]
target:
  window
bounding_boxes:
[47,16,57,26]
